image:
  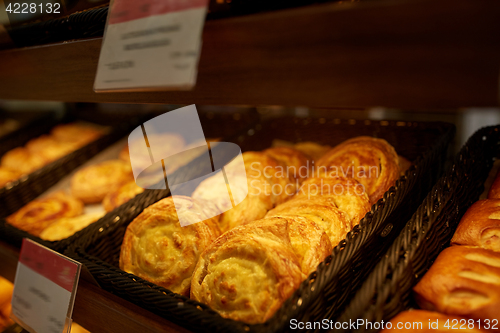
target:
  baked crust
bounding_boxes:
[381,310,483,332]
[1,147,47,174]
[295,175,371,227]
[266,196,351,247]
[6,191,83,236]
[413,245,500,321]
[119,196,221,297]
[102,180,145,212]
[71,159,133,204]
[317,136,400,204]
[39,212,104,241]
[190,218,305,324]
[451,199,500,252]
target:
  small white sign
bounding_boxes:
[11,239,81,333]
[94,0,208,92]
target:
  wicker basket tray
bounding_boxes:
[66,117,455,333]
[337,125,500,332]
[0,110,258,252]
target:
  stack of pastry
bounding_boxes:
[0,122,104,188]
[386,168,500,330]
[120,136,407,324]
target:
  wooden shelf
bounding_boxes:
[0,0,499,108]
[0,241,190,333]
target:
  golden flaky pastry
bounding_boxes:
[71,159,133,204]
[451,199,500,252]
[413,246,500,321]
[6,191,83,236]
[39,212,104,241]
[381,310,483,332]
[293,141,331,161]
[266,196,351,247]
[102,181,145,212]
[1,147,47,174]
[191,218,305,324]
[317,136,400,204]
[120,196,221,297]
[295,175,370,227]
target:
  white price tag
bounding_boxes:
[11,239,81,333]
[94,0,208,92]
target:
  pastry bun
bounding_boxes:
[6,191,83,236]
[1,147,47,174]
[413,245,500,321]
[39,212,104,241]
[451,199,500,252]
[71,160,133,204]
[120,196,221,297]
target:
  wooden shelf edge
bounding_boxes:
[0,0,499,107]
[0,241,191,333]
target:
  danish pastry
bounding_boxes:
[317,136,400,204]
[6,191,83,236]
[413,245,500,321]
[120,196,221,297]
[451,199,500,252]
[51,123,103,147]
[102,181,145,212]
[293,141,331,161]
[190,218,305,324]
[1,147,47,174]
[71,160,133,204]
[39,212,104,241]
[26,135,77,163]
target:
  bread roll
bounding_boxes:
[6,191,83,236]
[295,175,370,227]
[317,136,400,204]
[266,196,351,247]
[451,199,500,252]
[190,218,305,324]
[413,245,500,321]
[39,212,104,241]
[381,310,483,332]
[120,196,221,297]
[71,160,133,204]
[102,181,145,212]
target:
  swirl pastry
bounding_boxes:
[0,167,21,188]
[1,147,47,175]
[451,199,500,252]
[71,160,133,204]
[102,181,145,212]
[317,136,400,204]
[193,149,310,231]
[191,218,305,324]
[295,175,370,227]
[51,123,103,147]
[120,196,221,297]
[39,212,104,241]
[266,196,351,247]
[413,246,500,321]
[6,191,83,236]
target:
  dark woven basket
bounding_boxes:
[66,117,454,333]
[337,125,500,332]
[0,110,259,253]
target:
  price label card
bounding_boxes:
[94,0,208,92]
[11,239,81,333]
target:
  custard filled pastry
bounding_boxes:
[1,147,47,175]
[266,196,351,247]
[413,245,500,321]
[40,212,104,241]
[317,136,400,204]
[6,191,83,236]
[71,159,133,204]
[102,181,145,212]
[191,218,305,324]
[451,199,500,252]
[120,196,221,297]
[295,175,370,227]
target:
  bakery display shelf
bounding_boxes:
[0,0,500,108]
[337,125,500,331]
[0,240,190,333]
[66,118,454,333]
